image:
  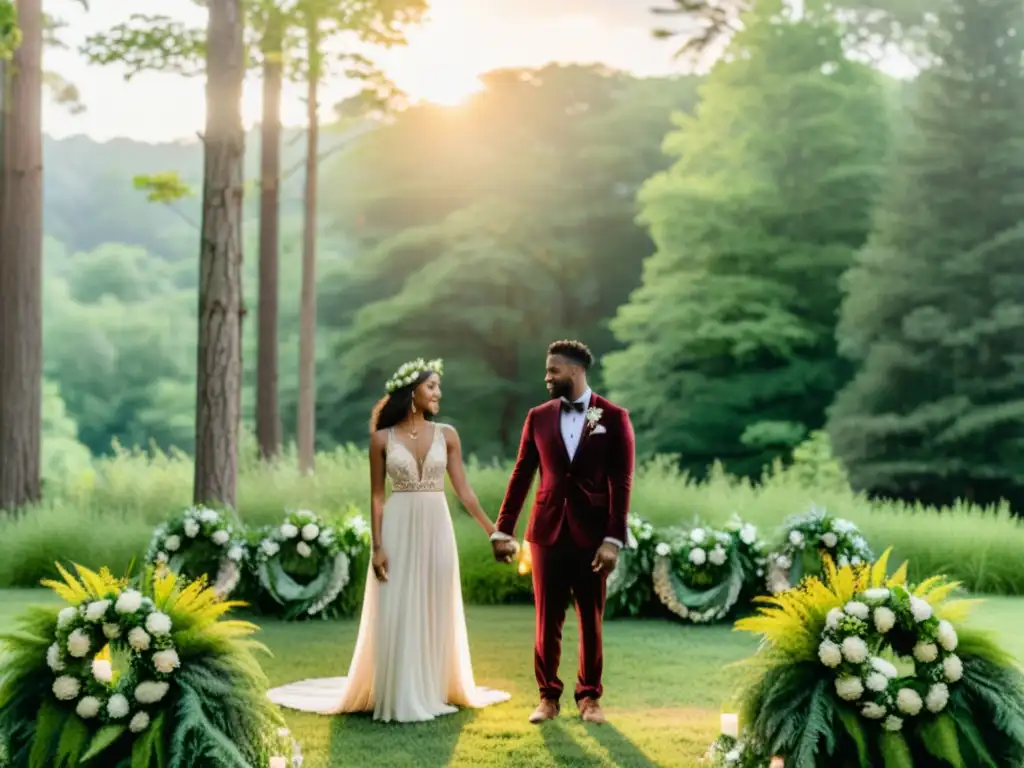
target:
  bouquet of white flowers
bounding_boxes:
[144,506,246,598]
[766,506,873,594]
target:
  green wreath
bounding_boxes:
[144,506,246,598]
[766,506,873,594]
[606,516,660,618]
[0,563,283,767]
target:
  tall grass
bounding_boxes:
[2,443,1023,598]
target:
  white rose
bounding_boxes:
[739,524,758,545]
[92,659,113,683]
[155,551,169,564]
[725,748,740,763]
[211,529,230,546]
[199,508,219,523]
[788,530,805,547]
[873,606,896,634]
[861,588,890,602]
[871,657,899,679]
[909,596,933,622]
[776,555,792,570]
[227,545,244,562]
[280,523,299,539]
[926,683,949,713]
[688,547,707,566]
[145,611,172,636]
[52,675,80,701]
[865,672,889,692]
[46,643,64,671]
[84,600,111,622]
[861,702,886,719]
[129,711,151,733]
[937,620,958,651]
[821,532,838,548]
[261,539,280,557]
[655,542,671,557]
[825,607,844,630]
[817,640,842,667]
[76,695,102,719]
[135,681,170,704]
[690,528,706,544]
[844,601,869,620]
[57,606,76,628]
[943,654,963,682]
[128,627,151,651]
[107,694,130,719]
[184,519,201,538]
[913,642,938,663]
[164,535,181,552]
[835,676,863,701]
[67,629,91,658]
[296,542,313,558]
[115,590,143,614]
[896,688,922,716]
[884,715,903,732]
[709,547,727,566]
[301,523,320,541]
[152,648,181,675]
[103,623,121,640]
[841,636,870,664]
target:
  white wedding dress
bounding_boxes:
[267,423,511,722]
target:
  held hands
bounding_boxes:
[591,542,618,574]
[491,537,519,564]
[372,547,389,583]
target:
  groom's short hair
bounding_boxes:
[548,339,593,369]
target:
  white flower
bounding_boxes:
[817,640,842,667]
[709,547,727,566]
[129,711,151,732]
[301,523,320,541]
[913,642,938,663]
[841,636,870,664]
[84,600,111,622]
[281,523,299,539]
[184,519,201,538]
[688,547,707,566]
[739,524,758,545]
[135,681,170,704]
[837,555,850,567]
[92,659,113,683]
[861,702,886,719]
[821,532,838,548]
[833,519,856,534]
[585,407,603,426]
[926,683,949,713]
[67,629,91,658]
[199,508,219,523]
[865,672,889,692]
[57,606,76,628]
[943,654,963,682]
[46,643,64,671]
[873,606,896,634]
[164,535,181,552]
[228,545,244,562]
[884,715,903,732]
[870,657,899,679]
[76,696,101,719]
[844,601,869,620]
[909,596,933,622]
[152,648,181,675]
[156,551,169,564]
[145,611,172,636]
[861,588,890,602]
[261,539,280,557]
[788,530,805,547]
[937,620,958,651]
[296,542,313,558]
[825,608,844,630]
[103,623,121,640]
[896,688,922,716]
[775,555,792,570]
[655,542,670,557]
[278,727,291,738]
[107,694,130,719]
[835,676,863,701]
[690,528,706,544]
[851,556,862,566]
[128,627,151,651]
[115,590,143,614]
[211,529,230,546]
[52,675,80,701]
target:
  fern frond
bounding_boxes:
[41,562,89,604]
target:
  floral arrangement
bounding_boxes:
[267,726,304,767]
[144,505,246,598]
[384,357,443,393]
[0,563,282,767]
[252,509,371,619]
[606,516,660,617]
[703,731,771,767]
[722,514,769,599]
[725,550,1024,766]
[765,506,873,594]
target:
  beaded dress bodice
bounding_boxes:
[386,424,448,492]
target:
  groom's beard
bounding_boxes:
[548,380,573,400]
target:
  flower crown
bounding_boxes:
[384,358,443,393]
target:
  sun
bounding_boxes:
[399,54,484,107]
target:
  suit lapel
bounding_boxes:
[544,400,571,466]
[570,393,601,466]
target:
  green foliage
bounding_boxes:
[132,173,194,205]
[81,15,206,79]
[606,5,890,479]
[764,430,852,495]
[0,0,18,60]
[829,0,1024,510]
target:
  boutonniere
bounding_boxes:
[585,407,604,432]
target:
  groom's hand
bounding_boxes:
[492,538,518,563]
[592,542,619,574]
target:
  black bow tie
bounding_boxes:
[561,400,585,413]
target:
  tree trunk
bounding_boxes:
[0,0,43,512]
[296,19,320,475]
[193,0,245,508]
[256,10,283,462]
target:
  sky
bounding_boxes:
[45,0,684,143]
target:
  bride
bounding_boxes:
[267,358,512,722]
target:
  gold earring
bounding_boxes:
[411,402,417,414]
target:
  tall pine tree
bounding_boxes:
[604,1,889,478]
[829,0,1024,506]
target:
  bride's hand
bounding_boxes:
[372,548,388,582]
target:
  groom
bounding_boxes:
[491,339,635,725]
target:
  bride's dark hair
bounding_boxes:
[369,369,437,434]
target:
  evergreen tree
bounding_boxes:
[604,1,889,478]
[829,0,1024,506]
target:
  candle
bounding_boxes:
[269,757,286,768]
[720,713,739,738]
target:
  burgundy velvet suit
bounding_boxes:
[496,394,635,703]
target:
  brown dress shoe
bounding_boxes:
[578,697,607,724]
[528,698,560,723]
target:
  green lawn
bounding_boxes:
[3,590,1024,767]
